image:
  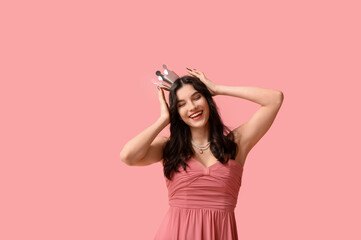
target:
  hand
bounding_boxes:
[157,87,170,124]
[186,68,217,96]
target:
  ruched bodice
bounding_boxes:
[154,158,244,240]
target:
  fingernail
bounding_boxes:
[186,67,192,71]
[157,86,160,91]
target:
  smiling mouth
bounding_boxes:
[189,111,203,119]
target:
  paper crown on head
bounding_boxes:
[152,64,180,91]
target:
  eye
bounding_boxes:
[195,95,201,100]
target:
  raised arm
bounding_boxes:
[120,87,170,166]
[216,85,284,165]
[186,67,283,166]
[120,118,169,166]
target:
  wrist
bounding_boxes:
[214,84,221,96]
[157,116,170,126]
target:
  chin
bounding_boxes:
[188,119,209,128]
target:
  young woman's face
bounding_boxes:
[176,84,210,129]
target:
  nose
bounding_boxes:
[188,101,197,111]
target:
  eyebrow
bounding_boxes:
[177,91,200,103]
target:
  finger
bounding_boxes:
[158,87,162,99]
[158,87,164,98]
[186,68,198,73]
[159,88,167,102]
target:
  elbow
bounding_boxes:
[276,91,284,104]
[120,151,132,166]
[269,91,284,109]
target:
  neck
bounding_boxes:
[190,122,210,145]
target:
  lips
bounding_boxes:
[189,110,203,118]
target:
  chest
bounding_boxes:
[192,147,245,168]
[192,150,219,168]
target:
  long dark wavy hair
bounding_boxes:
[162,75,238,180]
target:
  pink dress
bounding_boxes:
[154,158,244,240]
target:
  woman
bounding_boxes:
[120,68,284,239]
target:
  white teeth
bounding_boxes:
[190,111,202,118]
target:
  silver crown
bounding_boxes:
[152,64,180,91]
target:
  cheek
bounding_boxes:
[205,107,210,118]
[178,109,187,120]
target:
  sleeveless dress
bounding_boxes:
[154,158,244,240]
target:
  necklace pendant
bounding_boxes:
[200,149,203,154]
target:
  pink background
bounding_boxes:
[1,0,360,239]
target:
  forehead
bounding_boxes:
[176,84,199,101]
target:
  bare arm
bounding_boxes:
[185,68,283,166]
[120,117,169,166]
[215,85,283,165]
[215,85,283,106]
[120,87,170,166]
